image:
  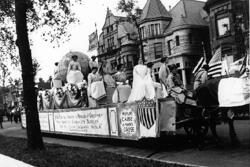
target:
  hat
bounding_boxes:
[54,62,59,66]
[117,64,123,71]
[160,57,168,63]
[71,55,78,58]
[91,56,96,59]
[147,62,154,68]
[91,67,98,71]
[169,64,178,72]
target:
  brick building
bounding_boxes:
[204,0,249,61]
[140,0,211,88]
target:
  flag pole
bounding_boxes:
[202,41,207,63]
[95,23,99,62]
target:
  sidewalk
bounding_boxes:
[1,121,250,167]
[0,154,33,167]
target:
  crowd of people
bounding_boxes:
[49,54,210,109]
[0,104,22,129]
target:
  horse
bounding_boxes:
[195,77,249,145]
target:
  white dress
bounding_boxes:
[127,65,155,103]
[66,61,84,84]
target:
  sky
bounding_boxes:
[12,0,206,81]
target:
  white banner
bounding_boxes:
[39,113,50,131]
[21,113,26,128]
[53,108,109,136]
[48,113,55,131]
[119,105,138,138]
[108,107,118,136]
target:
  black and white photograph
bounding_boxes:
[0,0,249,166]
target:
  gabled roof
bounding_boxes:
[118,22,137,39]
[165,0,208,34]
[140,0,171,23]
[102,8,128,29]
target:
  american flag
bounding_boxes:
[88,30,98,51]
[192,57,206,74]
[137,98,157,129]
[208,47,222,78]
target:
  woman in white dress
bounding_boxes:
[66,55,84,84]
[112,64,131,103]
[127,64,155,103]
[87,67,105,107]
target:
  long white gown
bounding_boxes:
[127,64,155,103]
[66,61,84,84]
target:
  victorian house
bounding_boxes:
[97,9,139,77]
[204,0,249,61]
[97,0,211,88]
[140,0,211,88]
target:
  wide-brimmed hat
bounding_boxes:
[71,55,78,58]
[146,62,154,68]
[169,64,178,72]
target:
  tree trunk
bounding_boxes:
[15,0,44,149]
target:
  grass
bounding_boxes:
[0,135,187,167]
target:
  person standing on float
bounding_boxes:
[158,57,170,90]
[66,55,84,84]
[89,56,98,70]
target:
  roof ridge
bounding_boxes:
[141,0,171,22]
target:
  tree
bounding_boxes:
[32,57,41,76]
[0,62,10,87]
[117,0,145,63]
[1,0,81,149]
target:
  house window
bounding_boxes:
[176,36,180,46]
[154,43,163,59]
[155,24,159,35]
[107,37,114,49]
[110,25,113,32]
[148,25,151,37]
[121,56,127,66]
[167,40,172,55]
[142,26,146,38]
[151,24,155,36]
[111,61,117,70]
[127,55,133,68]
[216,13,230,37]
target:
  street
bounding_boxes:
[1,120,249,167]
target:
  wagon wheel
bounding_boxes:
[184,123,209,137]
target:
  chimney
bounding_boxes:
[135,8,142,16]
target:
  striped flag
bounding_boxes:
[208,47,222,78]
[137,98,157,129]
[192,57,206,74]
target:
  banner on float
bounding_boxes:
[21,113,26,128]
[39,113,50,131]
[108,107,119,137]
[118,103,139,139]
[53,108,109,136]
[48,113,55,131]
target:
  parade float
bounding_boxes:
[21,51,250,141]
[20,51,208,140]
